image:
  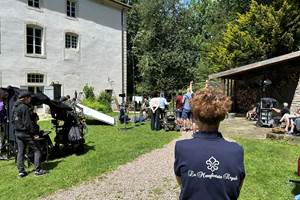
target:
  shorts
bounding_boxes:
[182,109,192,120]
[176,109,182,119]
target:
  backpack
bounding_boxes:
[68,126,82,142]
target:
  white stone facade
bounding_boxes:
[0,0,128,101]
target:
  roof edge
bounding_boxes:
[107,0,131,9]
[209,51,300,79]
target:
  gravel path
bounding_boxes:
[41,132,192,200]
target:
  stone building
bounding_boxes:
[209,51,300,113]
[0,0,129,102]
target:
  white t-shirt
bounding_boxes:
[150,97,160,109]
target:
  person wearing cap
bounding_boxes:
[174,88,245,200]
[12,91,47,177]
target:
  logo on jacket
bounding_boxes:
[206,156,219,173]
[187,156,239,182]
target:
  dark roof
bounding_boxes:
[107,0,131,9]
[209,51,300,79]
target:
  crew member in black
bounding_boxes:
[13,91,47,177]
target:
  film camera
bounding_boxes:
[1,86,86,159]
[256,97,278,127]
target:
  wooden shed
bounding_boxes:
[209,51,300,113]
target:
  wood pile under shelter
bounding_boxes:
[209,51,300,114]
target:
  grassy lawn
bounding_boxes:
[235,137,300,200]
[2,118,300,200]
[0,121,179,200]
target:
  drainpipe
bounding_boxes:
[121,9,125,96]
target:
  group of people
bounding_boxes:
[147,82,245,199]
[175,81,194,131]
[147,81,194,131]
[1,85,245,198]
[246,100,300,134]
[149,92,169,130]
[273,102,300,134]
[174,87,245,199]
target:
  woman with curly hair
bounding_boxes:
[174,88,245,200]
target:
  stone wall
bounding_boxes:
[0,0,127,100]
[290,77,300,113]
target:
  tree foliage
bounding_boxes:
[201,0,300,72]
[128,0,200,93]
[127,0,300,93]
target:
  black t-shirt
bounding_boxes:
[280,107,290,116]
[174,131,245,200]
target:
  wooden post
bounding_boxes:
[230,79,233,96]
[227,79,230,96]
[223,79,226,94]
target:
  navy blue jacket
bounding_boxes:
[174,131,245,200]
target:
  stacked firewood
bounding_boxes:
[235,87,258,112]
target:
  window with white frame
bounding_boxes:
[66,0,77,18]
[28,86,44,94]
[28,0,40,8]
[26,25,43,55]
[27,73,44,102]
[27,73,44,83]
[65,33,78,49]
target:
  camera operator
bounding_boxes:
[12,92,47,177]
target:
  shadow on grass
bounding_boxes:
[85,119,111,125]
[75,143,96,156]
[118,122,147,131]
[291,182,300,196]
[43,160,63,171]
[289,174,300,196]
[48,143,95,160]
[118,126,136,131]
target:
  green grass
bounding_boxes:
[3,120,300,200]
[0,121,179,200]
[235,137,300,200]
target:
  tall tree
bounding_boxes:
[204,0,300,72]
[132,0,200,93]
[127,0,141,95]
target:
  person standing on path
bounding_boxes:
[182,81,193,131]
[159,93,169,120]
[175,91,183,128]
[174,88,245,200]
[150,92,160,131]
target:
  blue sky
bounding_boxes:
[181,0,191,5]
